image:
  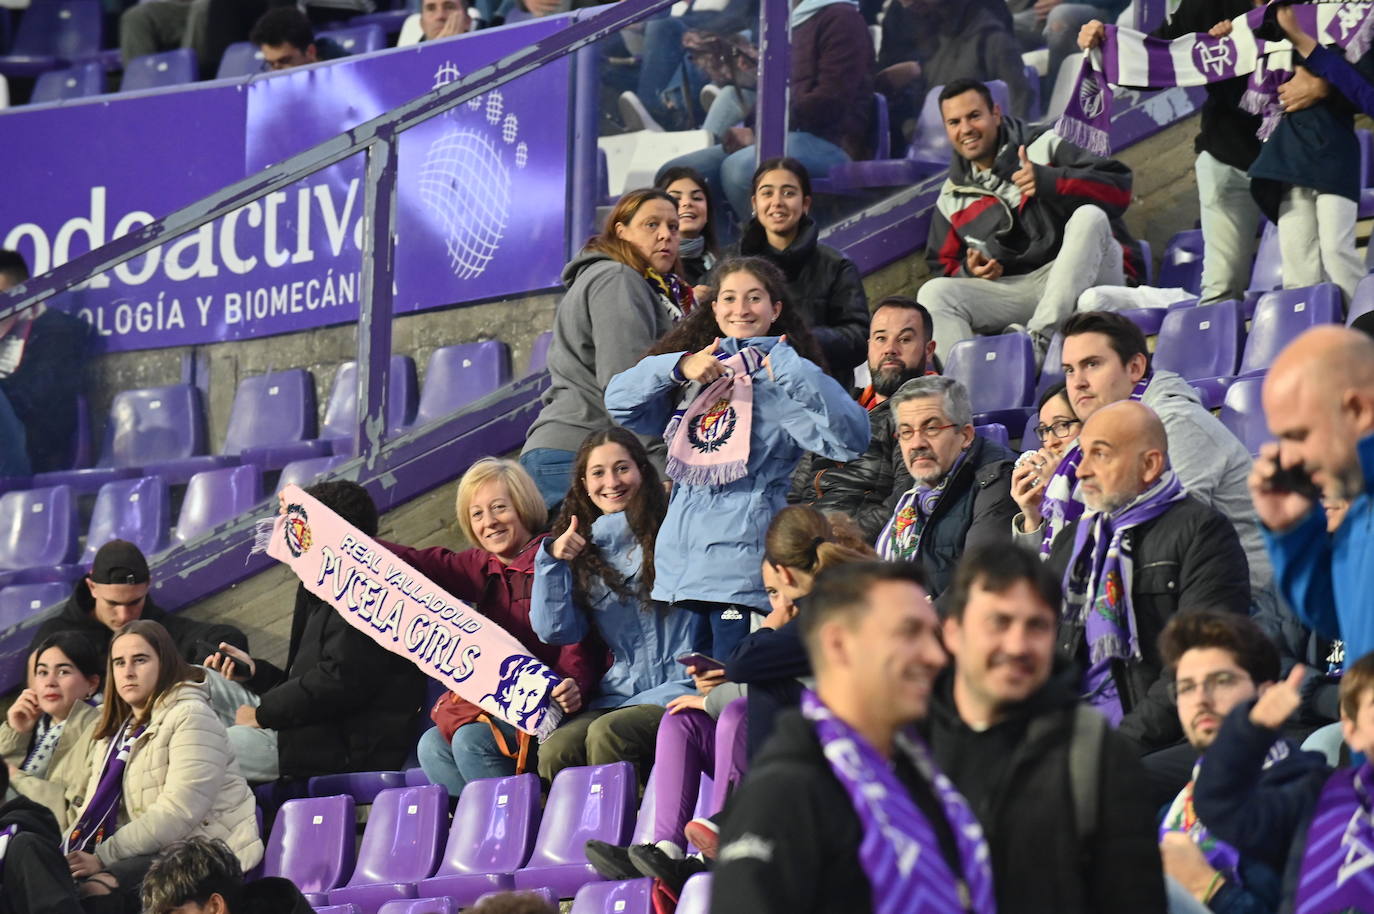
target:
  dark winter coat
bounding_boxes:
[789,1,876,158]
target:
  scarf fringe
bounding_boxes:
[1088,632,1140,665]
[1055,114,1112,158]
[250,516,276,556]
[665,455,749,486]
[535,704,563,742]
[1239,86,1272,116]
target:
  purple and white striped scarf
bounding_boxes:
[800,690,996,914]
[1057,2,1374,156]
[1294,761,1374,913]
[1063,469,1186,723]
[64,719,145,854]
[878,446,972,561]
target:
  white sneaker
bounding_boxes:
[699,83,721,114]
[619,91,664,132]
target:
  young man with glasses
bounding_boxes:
[876,376,1018,599]
[1155,611,1328,912]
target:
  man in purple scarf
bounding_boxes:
[711,562,996,914]
[1045,401,1251,758]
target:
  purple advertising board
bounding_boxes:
[0,18,572,353]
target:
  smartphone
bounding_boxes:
[1269,462,1322,500]
[676,652,725,673]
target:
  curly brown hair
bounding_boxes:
[645,256,827,370]
[552,427,668,610]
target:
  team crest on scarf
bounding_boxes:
[892,504,918,539]
[687,397,738,453]
[1095,570,1124,622]
[284,503,313,558]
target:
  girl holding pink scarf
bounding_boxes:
[605,256,869,665]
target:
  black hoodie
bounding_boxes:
[924,664,1167,914]
[0,796,83,914]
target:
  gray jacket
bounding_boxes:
[523,250,677,467]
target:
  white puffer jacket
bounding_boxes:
[76,678,263,870]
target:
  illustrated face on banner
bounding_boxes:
[486,655,559,727]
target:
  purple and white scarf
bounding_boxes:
[878,446,972,561]
[1038,374,1152,558]
[0,824,18,880]
[64,719,145,855]
[20,714,66,777]
[1294,761,1374,914]
[1056,2,1374,156]
[663,345,765,486]
[1063,469,1186,723]
[800,690,997,914]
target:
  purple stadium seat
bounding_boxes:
[1115,307,1167,337]
[171,465,262,546]
[216,41,263,78]
[271,356,417,465]
[81,476,169,562]
[1158,229,1204,296]
[326,785,448,914]
[416,773,541,906]
[975,423,1009,447]
[225,368,326,472]
[628,765,658,846]
[527,331,553,376]
[376,899,455,914]
[1247,221,1281,295]
[338,9,412,36]
[810,94,891,193]
[1032,332,1065,402]
[473,888,557,910]
[1219,375,1268,457]
[31,60,102,103]
[279,455,350,491]
[1020,411,1041,451]
[0,581,71,629]
[404,768,429,787]
[1348,275,1374,326]
[120,48,196,92]
[308,771,408,805]
[1239,284,1342,377]
[568,877,653,914]
[261,793,357,894]
[0,0,101,78]
[411,341,513,428]
[328,24,386,55]
[1152,300,1243,409]
[944,333,1036,429]
[313,907,362,914]
[676,873,712,914]
[512,762,637,898]
[0,486,79,581]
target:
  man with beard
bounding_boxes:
[876,375,1017,598]
[927,543,1165,914]
[789,297,938,539]
[1045,400,1251,757]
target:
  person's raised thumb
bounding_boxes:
[710,337,722,353]
[1018,145,1030,167]
[566,516,579,535]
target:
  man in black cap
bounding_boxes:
[30,539,248,668]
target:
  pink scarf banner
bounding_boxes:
[255,485,564,738]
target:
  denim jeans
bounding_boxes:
[417,721,525,799]
[636,13,713,128]
[519,447,576,511]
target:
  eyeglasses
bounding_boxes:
[1034,419,1082,442]
[1167,670,1251,703]
[896,422,958,443]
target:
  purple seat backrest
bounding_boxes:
[676,873,712,914]
[975,423,1009,448]
[100,384,209,468]
[344,784,447,886]
[907,80,1009,165]
[329,24,386,54]
[404,768,430,788]
[216,41,263,79]
[944,333,1036,413]
[1350,275,1374,326]
[121,48,196,92]
[222,369,318,455]
[0,581,71,628]
[262,794,357,893]
[1153,300,1242,381]
[1241,285,1342,376]
[1158,229,1204,295]
[307,771,409,806]
[1219,376,1268,457]
[82,476,169,562]
[414,341,513,427]
[376,899,455,914]
[11,0,102,60]
[1248,222,1281,293]
[1020,411,1041,451]
[569,877,654,914]
[527,331,553,376]
[321,357,419,439]
[526,762,636,868]
[434,772,540,876]
[629,765,658,845]
[278,455,349,491]
[1033,332,1066,402]
[0,485,78,571]
[872,92,890,159]
[314,907,362,914]
[32,60,103,103]
[172,465,262,545]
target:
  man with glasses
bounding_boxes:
[1154,611,1328,912]
[877,375,1017,599]
[790,297,938,539]
[1043,400,1250,758]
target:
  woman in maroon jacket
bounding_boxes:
[397,458,600,798]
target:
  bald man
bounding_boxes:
[1252,325,1374,667]
[1046,401,1250,756]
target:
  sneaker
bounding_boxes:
[699,83,721,114]
[618,91,664,132]
[628,843,708,894]
[1029,330,1051,372]
[584,840,641,881]
[684,817,720,860]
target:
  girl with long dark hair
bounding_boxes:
[656,166,719,288]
